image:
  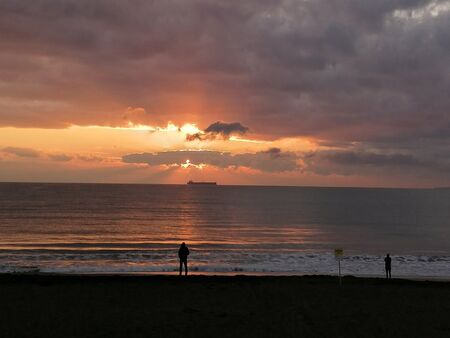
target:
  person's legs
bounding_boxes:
[184,260,188,276]
[386,268,388,279]
[179,260,182,276]
[388,268,391,279]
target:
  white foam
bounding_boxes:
[1,251,449,278]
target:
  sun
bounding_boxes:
[180,159,205,169]
[181,159,191,168]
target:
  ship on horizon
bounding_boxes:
[187,180,217,185]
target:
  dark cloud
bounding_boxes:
[324,151,421,166]
[77,155,104,162]
[204,121,249,137]
[1,148,103,163]
[185,133,204,142]
[1,1,448,135]
[302,149,450,177]
[48,154,72,162]
[187,121,249,141]
[2,146,40,158]
[122,149,298,172]
[261,147,282,158]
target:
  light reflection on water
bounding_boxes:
[0,183,449,275]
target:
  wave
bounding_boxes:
[1,250,449,278]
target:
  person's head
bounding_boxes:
[387,253,390,257]
[181,242,186,247]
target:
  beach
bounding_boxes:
[1,274,449,338]
[1,184,449,337]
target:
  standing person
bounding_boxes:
[178,242,190,276]
[384,253,392,279]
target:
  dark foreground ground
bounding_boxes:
[0,274,449,338]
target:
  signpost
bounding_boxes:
[334,248,343,286]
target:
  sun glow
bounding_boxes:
[83,123,155,131]
[180,123,201,135]
[229,136,272,144]
[181,159,206,169]
[83,121,200,134]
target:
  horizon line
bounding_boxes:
[0,180,447,190]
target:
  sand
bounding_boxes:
[0,274,449,338]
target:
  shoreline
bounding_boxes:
[0,180,441,190]
[2,271,450,282]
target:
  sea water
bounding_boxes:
[0,183,449,277]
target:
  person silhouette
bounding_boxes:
[384,253,392,279]
[178,242,190,276]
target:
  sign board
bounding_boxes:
[334,248,344,286]
[334,248,343,258]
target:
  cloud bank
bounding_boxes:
[2,147,40,158]
[303,149,450,178]
[122,149,298,173]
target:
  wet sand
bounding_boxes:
[1,274,449,338]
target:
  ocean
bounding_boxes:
[0,183,449,278]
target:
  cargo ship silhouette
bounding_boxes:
[187,180,217,185]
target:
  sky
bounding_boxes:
[0,0,449,187]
